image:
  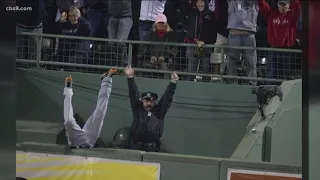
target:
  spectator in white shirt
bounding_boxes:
[139,0,167,41]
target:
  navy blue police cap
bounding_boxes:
[141,92,158,101]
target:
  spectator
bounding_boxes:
[211,0,228,79]
[108,0,132,40]
[55,0,84,22]
[137,14,177,77]
[258,0,301,80]
[139,0,167,41]
[16,0,46,60]
[164,0,183,31]
[43,0,58,34]
[56,7,92,64]
[107,0,133,66]
[226,0,259,85]
[184,0,217,81]
[85,0,109,37]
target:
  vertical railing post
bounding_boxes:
[220,47,225,83]
[36,34,43,70]
[127,43,133,66]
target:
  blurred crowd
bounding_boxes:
[16,0,302,84]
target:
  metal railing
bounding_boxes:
[16,32,302,84]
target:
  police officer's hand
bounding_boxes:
[171,72,179,83]
[124,65,134,78]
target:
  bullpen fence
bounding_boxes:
[16,32,302,84]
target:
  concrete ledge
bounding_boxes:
[70,148,144,161]
[16,142,69,155]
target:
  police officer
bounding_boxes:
[124,65,179,152]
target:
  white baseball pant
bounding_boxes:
[63,77,112,147]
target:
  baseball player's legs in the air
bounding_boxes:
[63,69,117,147]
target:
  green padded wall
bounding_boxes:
[231,80,302,162]
[17,68,256,158]
[265,80,302,165]
[143,152,220,180]
[309,104,320,180]
[231,114,273,161]
[16,120,64,144]
[69,148,143,161]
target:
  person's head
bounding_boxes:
[196,0,206,11]
[277,0,290,13]
[140,92,158,111]
[153,14,170,32]
[68,6,81,24]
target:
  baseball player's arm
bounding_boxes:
[127,78,140,110]
[157,82,177,117]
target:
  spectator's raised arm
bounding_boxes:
[258,0,272,18]
[54,12,67,34]
[290,0,301,25]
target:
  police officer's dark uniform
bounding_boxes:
[127,77,177,152]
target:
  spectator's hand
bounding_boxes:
[124,65,134,78]
[158,56,165,64]
[150,56,157,65]
[60,12,67,22]
[171,72,179,83]
[196,40,205,47]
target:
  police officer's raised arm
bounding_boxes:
[157,72,179,117]
[124,66,140,110]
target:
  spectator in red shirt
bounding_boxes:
[259,0,301,80]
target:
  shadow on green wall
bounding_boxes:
[17,71,62,121]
